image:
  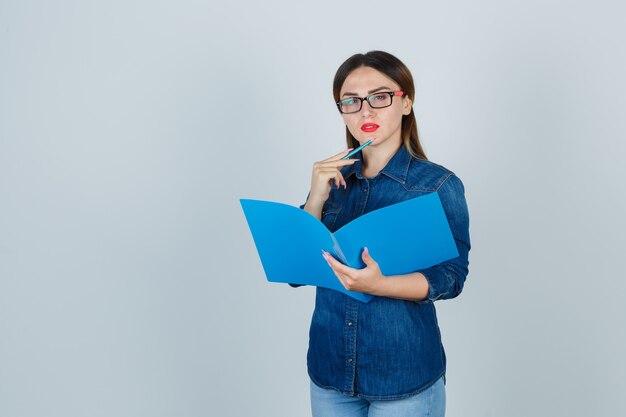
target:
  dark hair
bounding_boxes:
[333,51,427,160]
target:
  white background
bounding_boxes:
[1,1,625,416]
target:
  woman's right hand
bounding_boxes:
[307,149,358,207]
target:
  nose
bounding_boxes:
[360,100,374,117]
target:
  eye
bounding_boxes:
[371,94,387,102]
[343,98,358,105]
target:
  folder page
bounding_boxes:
[334,193,459,276]
[240,199,372,302]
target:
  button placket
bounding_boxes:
[356,178,370,216]
[343,297,359,393]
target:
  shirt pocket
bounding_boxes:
[321,205,342,231]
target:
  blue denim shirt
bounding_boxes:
[296,144,471,400]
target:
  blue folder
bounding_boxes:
[240,193,458,303]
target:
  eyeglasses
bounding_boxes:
[336,91,406,114]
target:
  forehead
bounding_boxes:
[340,67,400,95]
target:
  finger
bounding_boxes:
[361,246,377,266]
[315,169,337,181]
[337,170,347,189]
[323,251,355,276]
[321,148,354,162]
[322,252,349,288]
[318,167,348,189]
[332,268,348,289]
[316,158,358,170]
[319,169,342,189]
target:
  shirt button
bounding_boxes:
[348,358,353,362]
[363,188,368,192]
[347,322,353,326]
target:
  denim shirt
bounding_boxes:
[296,144,471,400]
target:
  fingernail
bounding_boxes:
[344,148,354,152]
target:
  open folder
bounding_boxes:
[240,193,458,303]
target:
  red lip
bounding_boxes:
[361,123,379,132]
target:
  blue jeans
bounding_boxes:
[310,376,446,417]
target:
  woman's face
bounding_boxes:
[338,66,412,147]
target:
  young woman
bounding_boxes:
[295,51,471,417]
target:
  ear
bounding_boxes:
[402,96,413,116]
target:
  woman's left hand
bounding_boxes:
[322,247,385,294]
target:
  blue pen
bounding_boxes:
[342,139,373,160]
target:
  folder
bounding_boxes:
[240,192,458,303]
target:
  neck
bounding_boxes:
[361,137,402,177]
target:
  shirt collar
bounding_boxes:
[342,144,412,184]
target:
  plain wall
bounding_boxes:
[1,1,625,416]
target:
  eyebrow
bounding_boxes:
[341,86,392,98]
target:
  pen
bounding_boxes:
[341,139,373,160]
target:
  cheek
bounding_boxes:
[343,116,359,133]
[392,107,407,126]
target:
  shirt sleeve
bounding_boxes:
[415,174,471,303]
[288,191,312,288]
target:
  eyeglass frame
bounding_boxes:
[335,90,406,114]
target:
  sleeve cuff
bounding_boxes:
[414,265,449,303]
